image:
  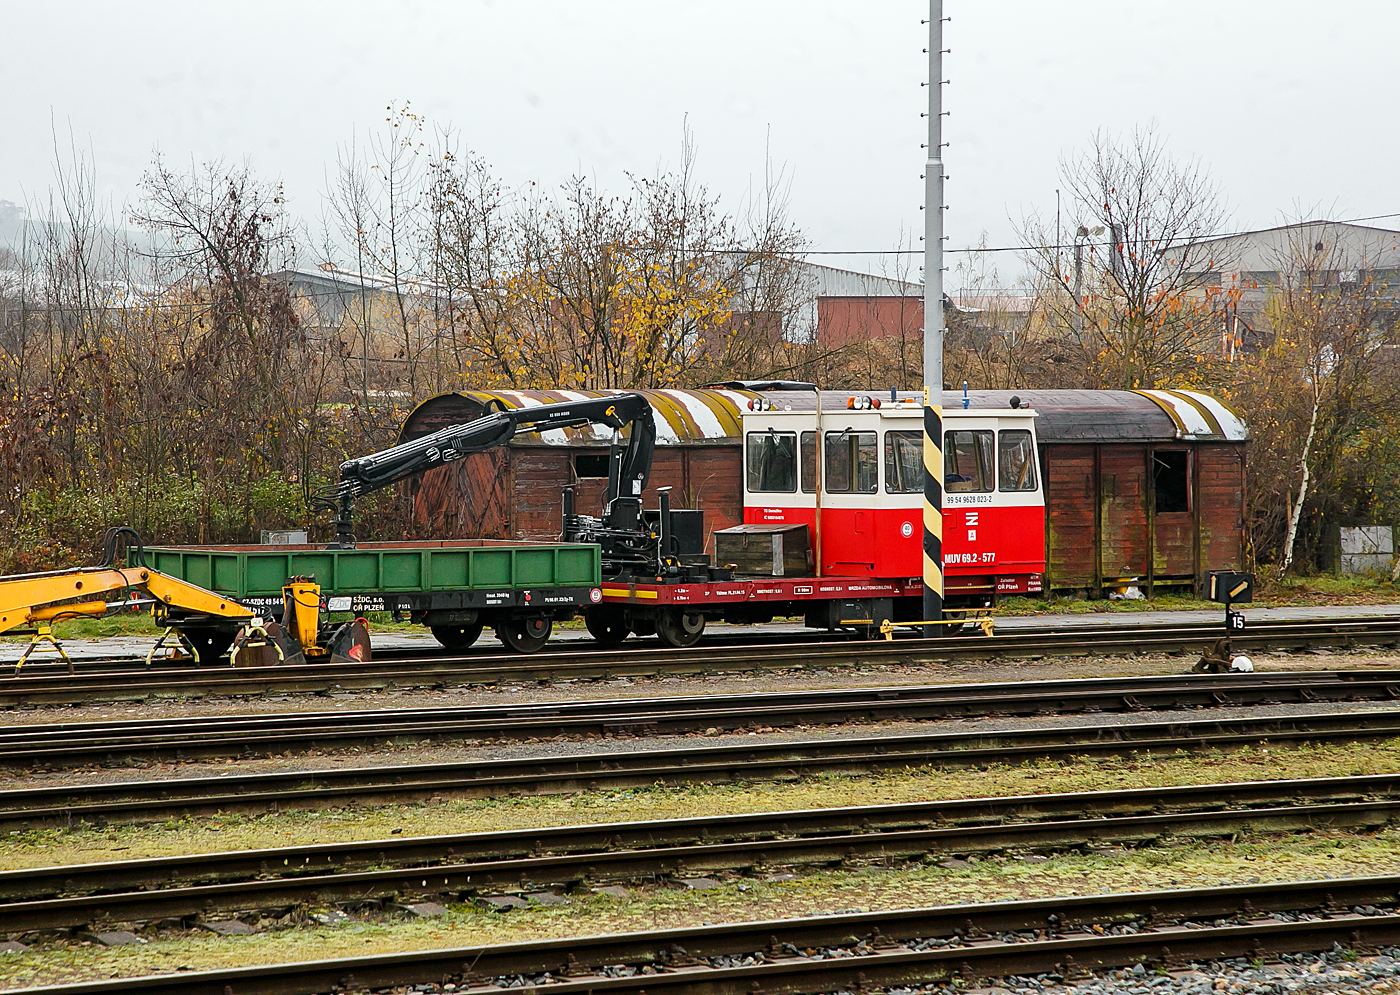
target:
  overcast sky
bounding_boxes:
[3,1,1398,288]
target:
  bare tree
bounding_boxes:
[703,148,814,384]
[1022,126,1229,388]
[1253,227,1400,570]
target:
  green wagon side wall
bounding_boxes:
[143,543,601,600]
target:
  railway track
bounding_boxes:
[3,615,1399,706]
[6,708,1400,830]
[16,874,1400,995]
[3,773,1399,933]
[5,669,1400,766]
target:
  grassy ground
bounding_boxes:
[4,740,1394,869]
[998,573,1400,616]
[2,740,1398,987]
[0,610,162,642]
[0,821,1393,988]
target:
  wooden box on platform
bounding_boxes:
[714,523,813,577]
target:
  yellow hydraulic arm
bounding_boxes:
[0,565,252,636]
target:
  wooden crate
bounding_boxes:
[714,524,812,577]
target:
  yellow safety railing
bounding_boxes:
[14,622,73,673]
[839,617,996,640]
[145,627,201,667]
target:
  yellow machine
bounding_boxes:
[0,528,254,670]
[230,575,371,667]
[0,529,371,670]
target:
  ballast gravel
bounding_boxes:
[1,694,1397,790]
[382,946,1400,994]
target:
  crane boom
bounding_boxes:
[0,565,252,636]
[0,527,254,643]
[316,393,657,547]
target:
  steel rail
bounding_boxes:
[6,771,1398,901]
[4,709,1400,831]
[4,617,1400,707]
[4,670,1400,767]
[4,780,1400,932]
[13,875,1400,995]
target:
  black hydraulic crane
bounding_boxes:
[315,393,658,550]
[313,392,728,649]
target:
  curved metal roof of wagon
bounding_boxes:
[954,389,1248,443]
[710,386,1247,443]
[400,386,1246,446]
[397,387,764,446]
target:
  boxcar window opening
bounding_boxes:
[800,431,817,493]
[574,453,611,478]
[944,430,994,492]
[885,430,923,493]
[1154,450,1190,513]
[746,431,798,492]
[825,430,877,493]
[998,429,1038,492]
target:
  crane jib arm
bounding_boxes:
[0,566,252,636]
[322,393,657,547]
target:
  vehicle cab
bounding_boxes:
[741,391,1046,602]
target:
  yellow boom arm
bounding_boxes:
[0,566,252,636]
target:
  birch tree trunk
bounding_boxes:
[1280,386,1321,572]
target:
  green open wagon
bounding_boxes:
[139,539,603,653]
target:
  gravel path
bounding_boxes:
[876,946,1400,995]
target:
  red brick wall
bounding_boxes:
[818,297,924,349]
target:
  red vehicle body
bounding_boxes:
[599,392,1045,638]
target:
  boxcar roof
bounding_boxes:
[958,389,1248,443]
[400,387,1246,447]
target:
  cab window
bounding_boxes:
[884,430,923,493]
[745,431,797,492]
[800,431,817,493]
[998,429,1038,491]
[943,429,994,492]
[825,431,877,493]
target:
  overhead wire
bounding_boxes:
[802,211,1400,257]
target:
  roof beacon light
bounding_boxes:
[962,381,970,410]
[846,395,882,410]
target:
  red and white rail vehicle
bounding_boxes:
[597,390,1045,642]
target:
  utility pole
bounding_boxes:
[922,0,945,624]
[1073,224,1104,340]
[1074,228,1085,339]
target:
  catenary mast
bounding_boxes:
[922,0,946,623]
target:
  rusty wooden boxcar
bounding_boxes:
[397,387,1247,597]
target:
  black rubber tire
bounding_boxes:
[655,608,705,648]
[181,627,235,664]
[431,622,484,652]
[585,607,631,647]
[497,616,552,653]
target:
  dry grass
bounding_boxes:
[2,740,1397,870]
[0,825,1395,989]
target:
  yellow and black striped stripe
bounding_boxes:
[922,389,943,620]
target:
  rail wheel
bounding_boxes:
[181,627,235,664]
[585,606,631,647]
[431,622,484,652]
[497,616,552,653]
[655,608,705,648]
